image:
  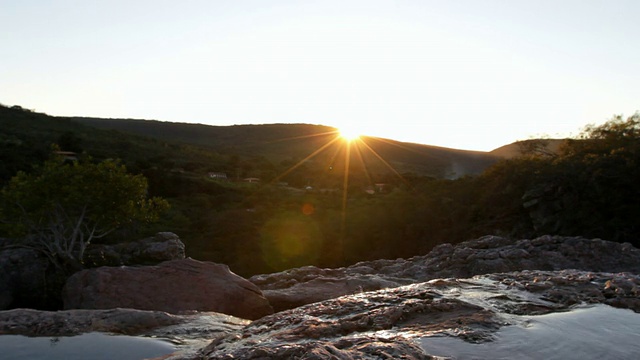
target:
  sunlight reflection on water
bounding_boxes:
[419,304,640,360]
[0,332,175,360]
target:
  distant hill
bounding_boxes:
[73,117,502,179]
[489,139,565,158]
[0,103,510,181]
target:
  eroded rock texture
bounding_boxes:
[63,258,273,320]
[0,232,186,310]
[193,270,640,359]
[251,235,640,311]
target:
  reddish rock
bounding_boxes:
[63,258,273,320]
[262,275,407,313]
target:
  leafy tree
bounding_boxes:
[0,155,169,271]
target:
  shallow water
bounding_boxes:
[419,304,640,360]
[0,332,175,360]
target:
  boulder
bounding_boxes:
[0,245,63,310]
[63,258,273,320]
[85,232,185,267]
[251,235,640,311]
[0,232,186,311]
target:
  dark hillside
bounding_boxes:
[74,117,501,178]
[6,103,635,278]
[0,105,228,184]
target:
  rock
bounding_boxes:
[0,308,180,336]
[262,275,409,312]
[0,232,186,311]
[0,246,64,310]
[63,258,273,320]
[192,270,640,359]
[0,307,249,359]
[5,270,640,360]
[250,235,640,311]
[85,232,185,267]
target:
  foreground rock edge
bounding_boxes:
[0,308,250,358]
[2,269,639,359]
[191,269,640,359]
[251,235,640,312]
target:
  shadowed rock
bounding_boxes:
[0,246,55,310]
[85,232,186,267]
[0,232,186,311]
[251,235,640,311]
[63,258,273,320]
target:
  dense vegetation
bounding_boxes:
[1,104,638,277]
[0,154,169,272]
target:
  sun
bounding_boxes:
[338,126,361,142]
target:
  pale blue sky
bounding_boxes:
[1,0,638,151]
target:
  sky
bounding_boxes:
[1,0,639,151]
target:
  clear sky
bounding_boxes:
[1,0,638,151]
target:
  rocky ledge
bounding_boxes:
[250,235,640,311]
[0,307,249,358]
[2,235,640,359]
[191,270,640,359]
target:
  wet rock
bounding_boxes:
[192,270,640,359]
[0,307,249,358]
[251,235,640,311]
[63,258,273,320]
[0,308,180,336]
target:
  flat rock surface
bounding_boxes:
[0,308,249,359]
[191,270,640,359]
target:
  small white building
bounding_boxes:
[208,172,228,179]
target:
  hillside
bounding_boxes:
[489,138,565,158]
[0,105,228,185]
[6,103,636,278]
[74,117,501,179]
[0,103,505,275]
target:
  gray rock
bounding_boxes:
[0,307,249,359]
[262,274,409,312]
[193,270,640,359]
[251,235,640,311]
[63,258,274,320]
[85,232,185,267]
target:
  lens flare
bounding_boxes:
[259,214,323,271]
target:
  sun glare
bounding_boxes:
[339,126,361,142]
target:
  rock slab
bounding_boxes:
[251,235,640,311]
[63,258,273,320]
[192,270,640,359]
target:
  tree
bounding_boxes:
[0,156,169,271]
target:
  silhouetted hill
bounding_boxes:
[73,117,501,179]
[489,139,565,158]
[4,103,639,277]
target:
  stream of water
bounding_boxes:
[419,304,640,359]
[0,332,176,360]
